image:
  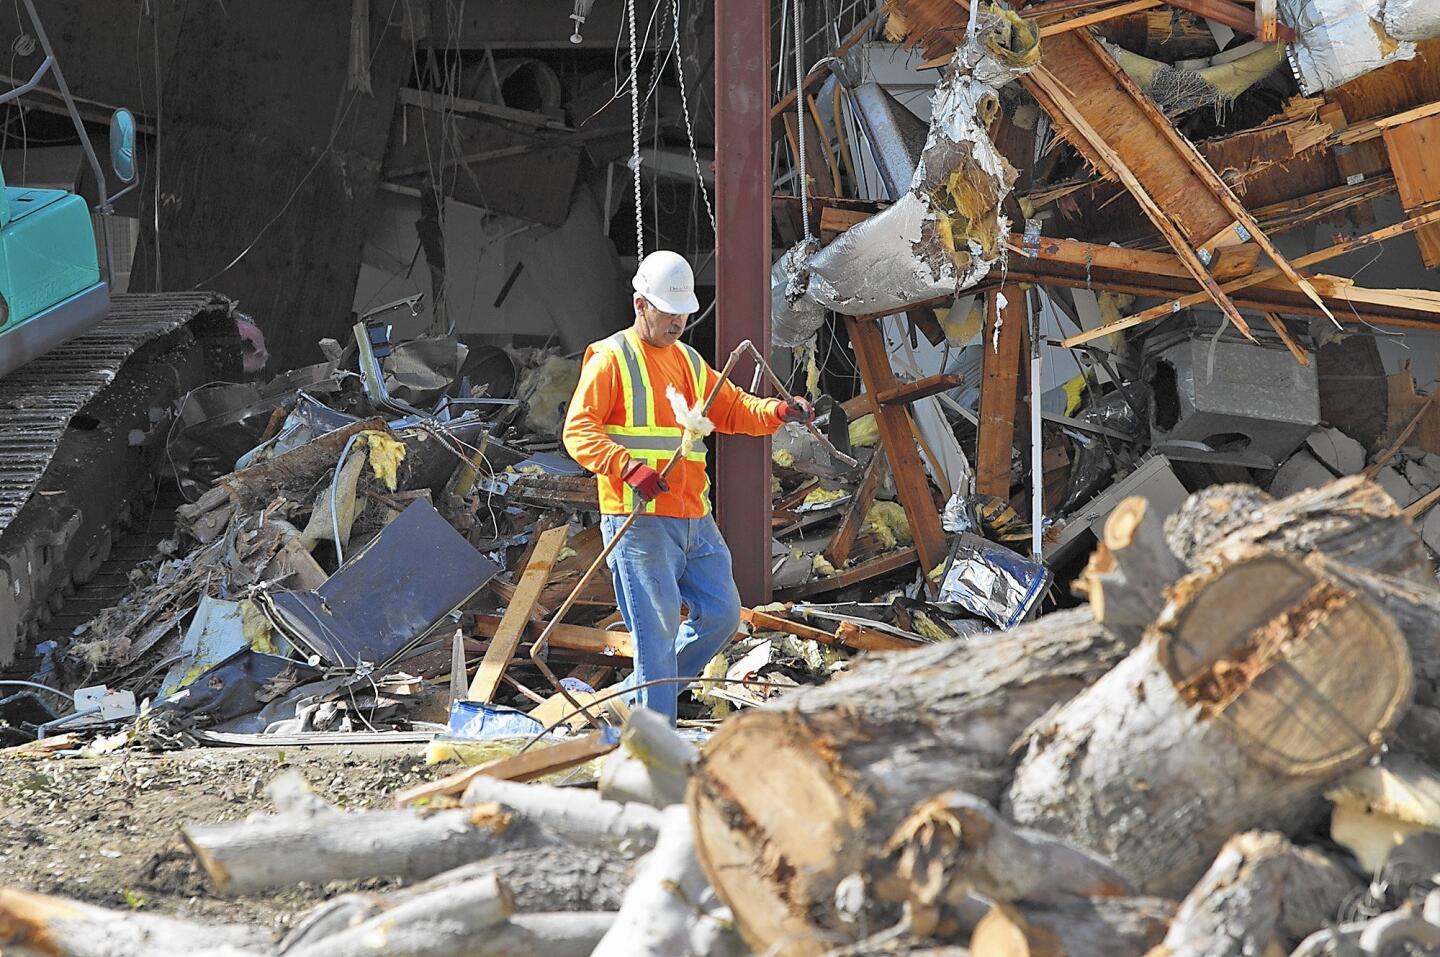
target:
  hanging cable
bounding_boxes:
[627,0,644,257]
[672,0,715,231]
[792,0,811,243]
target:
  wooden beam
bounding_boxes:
[393,731,619,807]
[976,291,1026,498]
[832,621,927,652]
[1262,313,1311,367]
[467,524,571,702]
[824,452,887,569]
[844,317,949,582]
[1168,0,1294,38]
[741,607,843,646]
[1383,114,1440,268]
[776,546,920,600]
[1333,100,1440,145]
[470,614,634,660]
[874,372,966,406]
[1061,203,1440,346]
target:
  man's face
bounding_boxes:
[634,296,688,348]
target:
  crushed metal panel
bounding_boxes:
[1045,454,1189,561]
[158,596,286,697]
[269,499,499,669]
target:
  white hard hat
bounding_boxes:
[632,250,700,315]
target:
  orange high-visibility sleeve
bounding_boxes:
[562,345,632,480]
[706,369,784,436]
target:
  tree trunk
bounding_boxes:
[187,775,659,894]
[0,886,270,957]
[593,804,748,957]
[284,874,514,957]
[877,790,1132,938]
[398,845,635,913]
[689,607,1128,957]
[459,913,617,957]
[969,897,1175,957]
[1083,496,1187,645]
[1005,551,1412,896]
[1150,831,1360,957]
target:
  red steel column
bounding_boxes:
[713,0,772,604]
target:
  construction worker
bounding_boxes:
[562,250,814,725]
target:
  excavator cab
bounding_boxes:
[0,0,139,378]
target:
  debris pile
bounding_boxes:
[13,0,1440,955]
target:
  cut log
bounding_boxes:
[460,774,662,852]
[877,790,1132,938]
[599,706,698,808]
[593,804,748,957]
[183,804,540,894]
[461,912,616,957]
[688,606,1128,956]
[1006,551,1412,896]
[971,897,1175,957]
[1150,831,1361,957]
[0,886,270,957]
[284,873,514,957]
[1165,478,1440,760]
[398,845,634,913]
[1084,495,1187,645]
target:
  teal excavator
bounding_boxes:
[0,0,236,663]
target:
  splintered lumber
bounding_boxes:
[1024,32,1332,330]
[878,790,1132,938]
[1168,0,1294,39]
[976,290,1026,498]
[593,805,747,957]
[824,452,887,568]
[777,545,920,600]
[393,731,621,804]
[688,607,1128,956]
[1152,831,1360,957]
[0,886,271,957]
[1005,550,1413,896]
[1065,204,1440,346]
[469,523,571,702]
[284,874,515,957]
[969,897,1175,957]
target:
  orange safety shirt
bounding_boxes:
[562,329,784,517]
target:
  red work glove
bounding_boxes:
[779,396,815,424]
[622,459,669,502]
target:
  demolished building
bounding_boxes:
[10,0,1440,955]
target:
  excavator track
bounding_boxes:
[0,292,239,664]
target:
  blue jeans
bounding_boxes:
[601,514,742,725]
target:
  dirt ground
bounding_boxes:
[0,743,439,935]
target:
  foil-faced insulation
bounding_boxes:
[1382,0,1440,42]
[771,3,1036,341]
[1280,0,1425,93]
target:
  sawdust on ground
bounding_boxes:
[0,743,434,932]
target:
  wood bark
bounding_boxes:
[0,886,270,957]
[969,897,1175,957]
[689,607,1128,956]
[459,913,616,957]
[876,790,1132,938]
[599,705,698,808]
[1006,550,1412,896]
[284,874,514,957]
[187,774,659,894]
[593,804,748,957]
[1150,831,1360,957]
[1084,496,1187,645]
